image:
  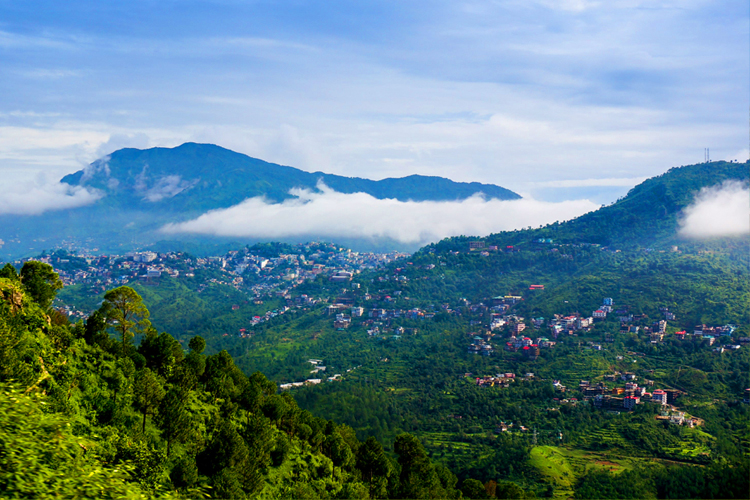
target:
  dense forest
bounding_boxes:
[0,263,476,499]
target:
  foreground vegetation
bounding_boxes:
[0,265,472,499]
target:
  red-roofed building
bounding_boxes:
[623,395,640,410]
[652,389,667,405]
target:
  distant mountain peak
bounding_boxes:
[61,142,521,209]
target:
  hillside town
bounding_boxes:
[8,244,408,319]
[2,242,406,322]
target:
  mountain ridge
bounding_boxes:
[61,142,521,211]
[426,159,749,252]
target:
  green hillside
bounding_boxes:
[431,159,748,251]
[200,160,748,497]
[0,268,471,499]
[12,158,750,498]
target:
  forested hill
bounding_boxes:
[431,160,748,251]
[62,142,520,210]
[0,264,465,499]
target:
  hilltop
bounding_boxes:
[430,159,749,252]
[62,142,520,209]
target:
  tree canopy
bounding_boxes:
[100,286,151,349]
[19,261,62,310]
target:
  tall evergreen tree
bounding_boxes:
[133,368,165,432]
[100,286,150,350]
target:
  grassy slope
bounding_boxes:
[528,445,641,498]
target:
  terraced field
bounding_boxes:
[419,431,495,465]
[584,426,641,454]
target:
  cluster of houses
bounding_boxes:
[474,372,537,388]
[278,359,344,390]
[655,409,704,427]
[503,335,556,356]
[324,296,449,333]
[475,373,516,387]
[463,294,562,357]
[458,288,745,362]
[592,298,671,337]
[248,307,289,326]
[548,313,595,337]
[462,295,629,357]
[669,325,741,352]
[467,241,511,253]
[230,308,295,338]
[468,334,495,356]
[17,244,409,319]
[467,305,557,357]
[227,244,407,283]
[232,296,325,337]
[592,297,615,319]
[569,374,697,419]
[590,297,741,354]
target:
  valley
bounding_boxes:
[2,159,749,498]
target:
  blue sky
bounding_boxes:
[0,0,747,206]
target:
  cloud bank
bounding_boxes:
[0,177,102,215]
[132,165,198,202]
[161,183,598,245]
[140,175,198,202]
[678,180,750,238]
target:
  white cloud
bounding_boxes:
[0,177,102,215]
[532,0,601,12]
[142,175,198,202]
[81,156,111,182]
[726,149,749,163]
[678,180,750,238]
[0,30,76,50]
[0,126,109,153]
[129,163,199,202]
[161,183,598,245]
